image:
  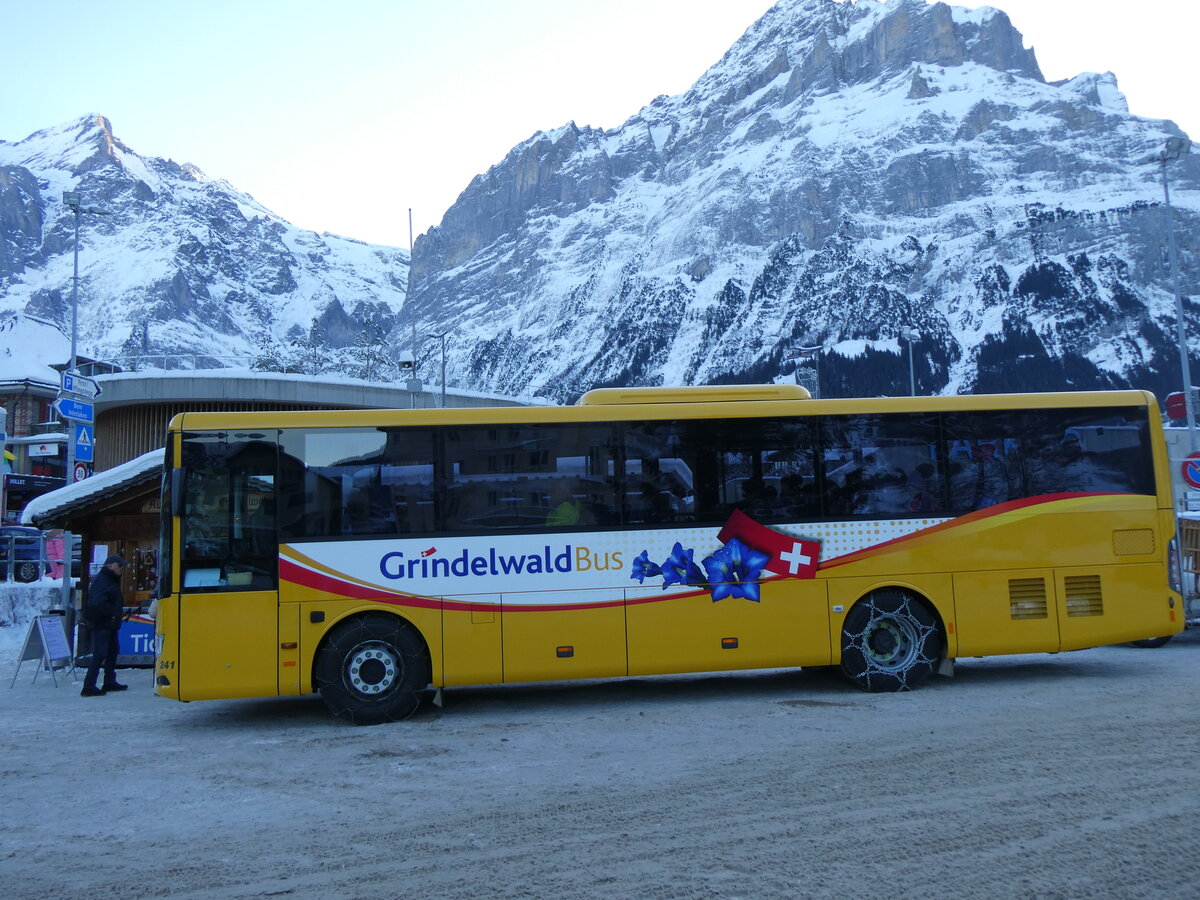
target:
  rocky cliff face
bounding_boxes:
[0,116,409,377]
[404,0,1198,402]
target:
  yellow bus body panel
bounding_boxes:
[177,590,278,700]
[1055,563,1176,650]
[952,568,1061,656]
[278,602,301,695]
[627,579,830,675]
[441,598,503,686]
[501,592,627,682]
[155,592,181,700]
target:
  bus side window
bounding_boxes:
[943,407,1153,511]
[180,434,279,591]
[821,413,941,517]
[684,418,816,524]
[277,427,438,539]
[621,423,694,526]
[443,422,618,533]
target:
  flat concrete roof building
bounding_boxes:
[92,370,535,471]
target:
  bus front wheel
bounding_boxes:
[315,615,429,725]
[840,589,942,692]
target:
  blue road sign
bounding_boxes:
[61,372,101,399]
[74,423,94,462]
[53,396,94,423]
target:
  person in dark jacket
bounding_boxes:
[81,554,128,697]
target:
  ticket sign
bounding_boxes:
[1182,452,1200,490]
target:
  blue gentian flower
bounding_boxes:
[630,550,662,583]
[661,542,705,588]
[702,537,770,602]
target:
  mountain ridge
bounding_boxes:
[0,114,409,380]
[404,0,1197,402]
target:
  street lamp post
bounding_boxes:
[899,327,919,396]
[1162,138,1195,452]
[1138,138,1196,451]
[408,332,449,408]
[788,345,823,399]
[397,350,419,408]
[61,192,109,484]
[438,331,447,409]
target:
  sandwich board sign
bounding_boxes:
[9,615,76,687]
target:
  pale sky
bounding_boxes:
[1,0,1195,249]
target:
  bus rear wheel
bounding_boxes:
[840,589,942,692]
[315,615,429,725]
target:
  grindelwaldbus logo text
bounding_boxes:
[379,545,623,580]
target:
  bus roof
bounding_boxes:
[578,385,811,405]
[165,388,1159,433]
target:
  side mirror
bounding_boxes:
[170,469,186,518]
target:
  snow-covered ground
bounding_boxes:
[1,583,1197,898]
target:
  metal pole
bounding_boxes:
[70,208,79,379]
[1164,156,1198,452]
[907,341,916,396]
[66,207,80,485]
[440,333,447,408]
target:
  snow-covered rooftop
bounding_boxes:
[21,448,162,526]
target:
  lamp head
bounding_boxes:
[1164,137,1192,160]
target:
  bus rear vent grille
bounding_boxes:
[1009,578,1048,620]
[1065,575,1103,617]
[1112,529,1154,556]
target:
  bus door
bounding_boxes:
[177,431,282,700]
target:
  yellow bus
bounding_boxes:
[153,385,1182,724]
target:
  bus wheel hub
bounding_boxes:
[347,643,399,695]
[867,620,908,665]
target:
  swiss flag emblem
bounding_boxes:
[717,509,821,579]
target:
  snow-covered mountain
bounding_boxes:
[1,0,1196,404]
[0,116,408,379]
[405,0,1199,402]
